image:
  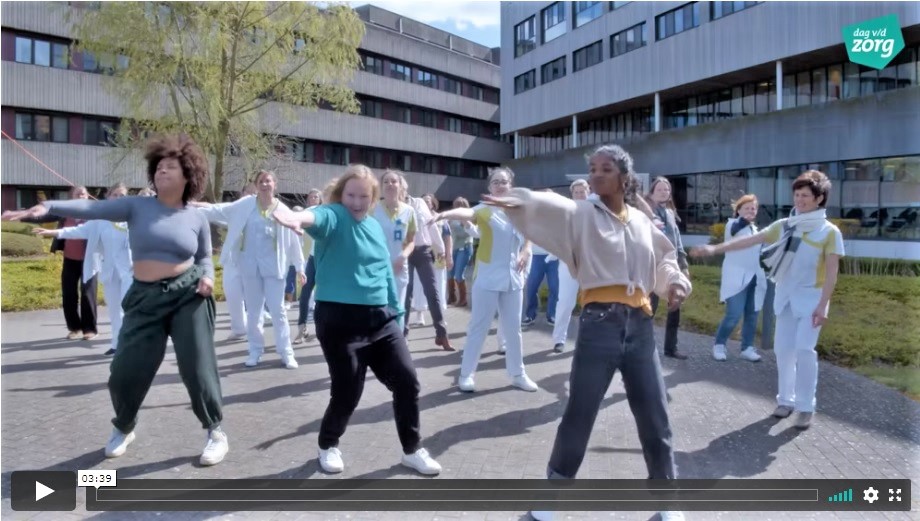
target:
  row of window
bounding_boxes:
[670,155,920,240]
[359,51,499,104]
[515,2,759,59]
[11,111,119,147]
[11,32,130,75]
[273,136,493,179]
[357,96,500,139]
[519,46,919,157]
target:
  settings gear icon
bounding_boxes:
[863,487,879,503]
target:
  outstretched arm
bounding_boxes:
[690,230,767,257]
[434,207,475,223]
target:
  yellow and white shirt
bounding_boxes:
[471,204,526,292]
[762,218,845,317]
[372,202,417,283]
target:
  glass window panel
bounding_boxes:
[15,37,32,63]
[782,74,796,109]
[731,86,742,118]
[754,82,769,113]
[843,62,860,98]
[877,62,898,92]
[811,67,827,104]
[742,83,755,115]
[52,43,69,68]
[796,71,811,106]
[674,8,684,33]
[15,113,32,140]
[859,65,877,96]
[895,47,917,88]
[33,40,50,67]
[83,51,98,72]
[52,116,69,143]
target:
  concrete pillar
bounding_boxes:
[572,115,578,148]
[654,92,661,132]
[775,60,783,111]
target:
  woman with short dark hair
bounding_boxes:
[3,134,229,466]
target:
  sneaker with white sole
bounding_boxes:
[740,346,762,362]
[244,353,261,367]
[772,405,794,418]
[282,355,299,369]
[512,374,539,392]
[458,375,475,392]
[660,512,685,521]
[498,343,507,354]
[553,343,565,353]
[319,447,344,473]
[530,511,554,521]
[401,448,441,475]
[105,428,136,458]
[226,332,246,342]
[712,344,727,361]
[794,411,813,430]
[200,428,229,466]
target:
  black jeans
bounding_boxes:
[548,302,676,480]
[314,301,421,454]
[404,245,447,338]
[61,257,98,334]
[650,293,681,355]
[297,256,317,326]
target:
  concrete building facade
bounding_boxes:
[1,2,512,209]
[501,1,920,259]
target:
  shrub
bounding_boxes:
[1,232,44,257]
[1,221,39,235]
[709,223,725,245]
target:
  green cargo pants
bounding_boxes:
[110,265,222,433]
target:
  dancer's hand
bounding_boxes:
[445,254,454,271]
[197,276,214,297]
[689,245,716,258]
[272,206,305,236]
[2,203,48,222]
[32,227,59,237]
[667,284,687,311]
[297,272,307,286]
[481,194,523,209]
[652,217,665,230]
[811,306,828,328]
[393,255,406,273]
[516,249,531,273]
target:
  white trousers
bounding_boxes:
[101,272,132,351]
[460,285,526,379]
[242,270,293,358]
[411,271,428,312]
[552,262,579,345]
[395,274,409,315]
[774,305,822,412]
[222,264,249,336]
[435,266,448,311]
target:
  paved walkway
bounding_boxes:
[2,303,918,521]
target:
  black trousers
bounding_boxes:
[61,257,98,334]
[650,294,680,355]
[404,245,447,338]
[314,301,421,454]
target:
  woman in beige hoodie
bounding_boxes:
[483,145,690,521]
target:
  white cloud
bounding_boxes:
[350,1,500,30]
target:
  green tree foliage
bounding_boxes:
[68,1,364,200]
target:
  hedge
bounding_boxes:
[1,232,44,257]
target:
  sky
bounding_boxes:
[349,0,502,48]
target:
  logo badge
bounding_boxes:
[842,14,905,70]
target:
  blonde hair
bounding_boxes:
[382,169,409,202]
[328,164,380,208]
[732,194,759,217]
[322,178,338,202]
[106,182,128,197]
[137,187,156,197]
[452,196,470,209]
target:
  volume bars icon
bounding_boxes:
[828,488,853,502]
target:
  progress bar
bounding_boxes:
[85,479,911,511]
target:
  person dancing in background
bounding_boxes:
[294,188,324,344]
[447,197,477,308]
[272,164,441,476]
[692,170,844,430]
[711,194,765,362]
[549,179,590,353]
[645,177,691,360]
[423,193,453,313]
[194,170,305,369]
[482,145,689,521]
[3,134,229,466]
[34,183,133,356]
[522,189,560,328]
[372,170,418,316]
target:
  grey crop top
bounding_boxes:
[45,196,214,279]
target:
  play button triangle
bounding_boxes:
[35,481,54,502]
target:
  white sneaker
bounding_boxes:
[512,374,539,392]
[319,447,344,473]
[261,310,272,323]
[660,512,685,521]
[282,355,299,369]
[458,375,475,392]
[105,428,136,458]
[530,511,554,521]
[200,428,229,466]
[712,344,727,361]
[498,343,507,354]
[244,353,261,367]
[401,448,441,475]
[740,346,762,362]
[283,302,292,310]
[226,332,246,342]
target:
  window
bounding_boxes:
[711,1,759,20]
[446,117,462,133]
[33,40,51,67]
[447,160,463,177]
[514,70,536,94]
[416,69,435,87]
[400,154,412,172]
[656,3,699,40]
[83,118,118,146]
[514,16,536,57]
[611,23,647,57]
[14,35,63,67]
[443,77,461,95]
[15,37,32,63]
[323,145,349,165]
[393,105,412,124]
[416,109,435,128]
[289,140,314,162]
[573,41,602,72]
[52,116,69,143]
[14,112,68,142]
[573,2,603,28]
[610,1,631,9]
[390,62,411,82]
[541,56,566,84]
[468,84,484,101]
[360,99,382,118]
[362,54,384,75]
[542,2,566,43]
[52,42,69,69]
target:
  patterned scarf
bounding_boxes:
[761,208,827,282]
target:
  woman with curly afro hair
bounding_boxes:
[2,134,230,467]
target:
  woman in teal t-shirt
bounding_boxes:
[272,164,441,477]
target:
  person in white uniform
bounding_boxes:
[34,183,132,356]
[692,169,844,430]
[218,183,257,342]
[194,170,305,369]
[549,179,591,353]
[434,167,538,393]
[372,171,418,310]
